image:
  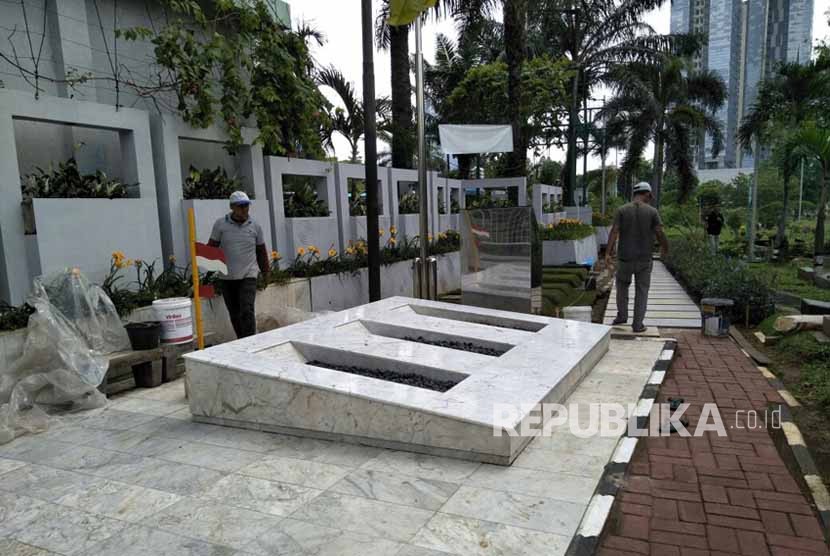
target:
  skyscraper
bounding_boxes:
[670,0,814,171]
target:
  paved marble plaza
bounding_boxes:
[0,338,664,556]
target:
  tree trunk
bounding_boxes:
[457,154,473,179]
[503,0,528,183]
[776,167,790,250]
[390,24,414,169]
[815,167,828,255]
[653,131,664,206]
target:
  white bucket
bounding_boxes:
[152,298,193,345]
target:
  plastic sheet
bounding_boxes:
[0,269,127,444]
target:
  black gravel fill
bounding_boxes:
[307,361,459,392]
[403,336,506,357]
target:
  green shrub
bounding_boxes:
[183,165,244,200]
[592,212,613,226]
[398,192,420,214]
[21,158,131,200]
[664,235,776,323]
[539,219,594,241]
[284,181,330,218]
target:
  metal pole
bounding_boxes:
[415,16,429,298]
[362,0,380,301]
[798,158,805,220]
[582,95,588,207]
[601,97,607,214]
[748,0,770,261]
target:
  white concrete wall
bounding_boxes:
[151,117,270,263]
[542,236,598,266]
[532,183,563,222]
[462,177,528,207]
[0,90,159,304]
[434,174,463,232]
[564,206,593,225]
[334,162,393,248]
[183,200,273,253]
[390,168,439,239]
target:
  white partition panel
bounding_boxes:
[434,175,463,233]
[150,116,271,263]
[0,90,160,303]
[461,177,529,209]
[265,157,338,264]
[335,162,393,248]
[389,168,439,242]
[532,183,563,223]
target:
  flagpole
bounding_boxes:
[188,207,205,350]
[416,15,429,298]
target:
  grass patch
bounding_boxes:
[749,259,830,303]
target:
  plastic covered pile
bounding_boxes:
[0,269,129,443]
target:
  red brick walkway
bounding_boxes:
[599,331,829,556]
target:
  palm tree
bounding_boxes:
[526,0,691,204]
[791,121,830,255]
[603,54,726,204]
[738,59,830,248]
[317,66,391,163]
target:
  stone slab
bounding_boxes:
[185,297,610,464]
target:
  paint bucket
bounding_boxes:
[701,297,734,337]
[152,298,193,345]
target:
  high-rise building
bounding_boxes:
[670,0,814,171]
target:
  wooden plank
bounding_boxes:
[728,327,770,365]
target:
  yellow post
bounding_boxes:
[188,207,205,350]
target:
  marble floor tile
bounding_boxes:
[237,454,351,489]
[439,486,585,535]
[463,465,597,504]
[0,458,26,475]
[157,441,264,473]
[34,426,113,446]
[195,426,284,453]
[128,381,187,403]
[290,491,434,543]
[145,497,282,550]
[84,429,186,457]
[166,407,194,420]
[266,435,383,468]
[109,397,187,417]
[0,538,59,556]
[241,517,403,556]
[395,546,456,556]
[85,524,235,556]
[54,478,181,522]
[95,456,226,496]
[0,493,50,537]
[76,409,159,431]
[524,430,621,456]
[201,473,323,517]
[329,468,459,511]
[361,451,481,483]
[0,437,75,462]
[37,445,128,474]
[130,416,222,442]
[2,498,125,555]
[511,448,610,480]
[0,464,99,502]
[411,512,571,556]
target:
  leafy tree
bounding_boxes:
[603,54,726,204]
[790,121,830,254]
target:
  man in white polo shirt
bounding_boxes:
[208,191,269,339]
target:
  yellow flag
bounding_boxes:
[388,0,437,26]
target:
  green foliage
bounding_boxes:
[0,301,35,332]
[21,158,131,200]
[749,260,830,302]
[283,177,330,218]
[776,332,830,407]
[398,192,421,214]
[592,212,613,226]
[182,165,245,200]
[539,220,594,241]
[663,235,776,323]
[121,1,329,157]
[696,180,723,208]
[102,255,200,317]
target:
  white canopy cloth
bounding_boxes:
[439,124,514,155]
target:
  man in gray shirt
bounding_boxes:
[208,191,270,339]
[604,182,669,333]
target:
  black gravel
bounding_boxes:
[403,336,506,357]
[307,361,458,392]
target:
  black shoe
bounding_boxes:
[632,325,648,333]
[611,317,627,325]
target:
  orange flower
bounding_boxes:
[271,250,281,261]
[328,248,337,258]
[297,247,306,256]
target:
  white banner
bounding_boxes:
[439,125,514,155]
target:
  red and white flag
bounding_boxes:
[195,243,227,276]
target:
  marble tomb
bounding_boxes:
[185,297,611,464]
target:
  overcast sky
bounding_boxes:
[290,1,830,170]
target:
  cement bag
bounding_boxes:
[0,269,114,444]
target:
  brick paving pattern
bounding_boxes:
[599,330,829,555]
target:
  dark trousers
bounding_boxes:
[221,278,257,339]
[616,259,653,329]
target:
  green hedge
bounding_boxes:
[539,219,595,241]
[663,235,775,324]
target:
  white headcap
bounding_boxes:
[229,191,251,205]
[632,182,652,194]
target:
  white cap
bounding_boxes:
[632,182,652,194]
[229,191,251,205]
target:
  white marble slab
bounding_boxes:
[185,297,611,464]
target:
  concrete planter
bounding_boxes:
[595,226,611,247]
[25,198,163,286]
[542,235,598,266]
[310,252,461,312]
[286,216,340,259]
